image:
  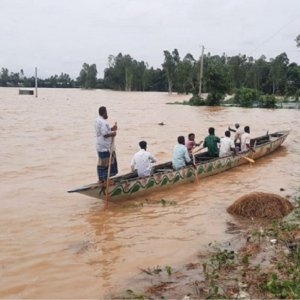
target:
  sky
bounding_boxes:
[1,0,300,79]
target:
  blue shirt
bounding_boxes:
[172,144,191,170]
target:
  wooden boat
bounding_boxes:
[68,130,289,201]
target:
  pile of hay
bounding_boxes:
[227,192,293,218]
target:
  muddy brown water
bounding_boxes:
[0,88,299,298]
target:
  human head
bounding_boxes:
[235,123,240,129]
[98,106,108,119]
[208,127,215,135]
[188,133,195,141]
[244,126,250,133]
[139,140,147,150]
[177,136,185,145]
[225,130,230,137]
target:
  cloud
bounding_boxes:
[0,0,299,78]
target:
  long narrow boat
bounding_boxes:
[68,130,289,201]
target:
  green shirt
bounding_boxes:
[204,135,220,157]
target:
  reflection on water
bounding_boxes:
[0,88,299,298]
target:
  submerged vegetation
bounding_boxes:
[114,193,300,299]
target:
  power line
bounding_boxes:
[249,13,300,55]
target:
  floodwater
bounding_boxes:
[0,88,299,298]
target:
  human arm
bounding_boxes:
[195,140,203,147]
[228,126,236,132]
[149,153,157,163]
[130,156,136,172]
[104,122,117,138]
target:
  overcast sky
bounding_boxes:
[1,0,299,78]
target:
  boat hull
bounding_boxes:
[68,130,289,201]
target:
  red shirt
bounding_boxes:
[185,140,195,156]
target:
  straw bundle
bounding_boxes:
[227,192,293,218]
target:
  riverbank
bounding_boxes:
[113,193,300,299]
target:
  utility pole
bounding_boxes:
[35,67,38,98]
[198,45,204,97]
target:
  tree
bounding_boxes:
[162,49,180,94]
[286,63,300,97]
[0,68,9,86]
[205,65,229,105]
[269,53,289,95]
[177,53,197,94]
[78,63,97,89]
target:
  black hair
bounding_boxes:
[177,136,185,145]
[188,133,195,139]
[244,126,250,133]
[225,130,230,137]
[98,106,106,115]
[208,127,215,135]
[139,140,147,150]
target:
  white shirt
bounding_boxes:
[235,128,244,143]
[219,136,235,157]
[172,144,191,170]
[241,132,251,151]
[131,149,157,177]
[95,116,112,152]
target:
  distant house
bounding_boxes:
[19,88,34,95]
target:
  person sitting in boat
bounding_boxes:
[131,141,157,177]
[228,123,244,150]
[186,133,203,159]
[172,136,195,170]
[241,126,255,152]
[95,106,118,184]
[219,130,236,157]
[203,127,220,158]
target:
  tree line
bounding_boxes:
[1,35,299,103]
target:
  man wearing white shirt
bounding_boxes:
[228,123,244,150]
[241,126,252,152]
[219,130,235,157]
[131,141,157,177]
[95,106,118,183]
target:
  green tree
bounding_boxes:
[162,49,180,94]
[234,88,260,107]
[205,65,228,105]
[227,54,247,89]
[0,68,9,86]
[269,53,289,95]
[78,63,97,89]
[177,53,197,94]
[286,63,300,97]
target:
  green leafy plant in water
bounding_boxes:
[261,273,300,299]
[126,289,145,299]
[202,246,236,298]
[241,254,250,266]
[165,265,172,276]
[210,248,236,270]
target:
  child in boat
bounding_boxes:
[185,133,203,159]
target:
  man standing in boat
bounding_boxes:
[228,123,243,150]
[95,106,118,184]
[241,126,255,152]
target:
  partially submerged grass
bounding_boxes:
[116,193,300,299]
